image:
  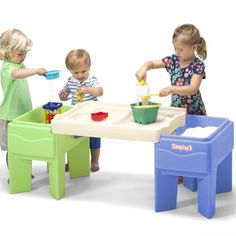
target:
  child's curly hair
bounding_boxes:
[0,29,32,60]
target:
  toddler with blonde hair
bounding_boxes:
[0,29,47,169]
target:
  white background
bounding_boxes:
[0,0,235,235]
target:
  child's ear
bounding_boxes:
[193,44,198,50]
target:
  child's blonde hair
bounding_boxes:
[173,24,207,61]
[0,29,32,60]
[65,49,91,71]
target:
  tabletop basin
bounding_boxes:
[51,101,186,142]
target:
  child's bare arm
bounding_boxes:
[159,75,203,97]
[79,87,103,97]
[136,60,165,81]
[11,68,47,79]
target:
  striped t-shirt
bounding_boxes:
[63,75,101,105]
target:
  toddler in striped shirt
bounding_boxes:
[59,49,103,172]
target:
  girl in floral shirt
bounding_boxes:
[136,24,207,115]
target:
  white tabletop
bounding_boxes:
[51,101,186,142]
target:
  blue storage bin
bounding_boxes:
[154,115,234,218]
[156,115,233,172]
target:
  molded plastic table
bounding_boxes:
[8,102,234,219]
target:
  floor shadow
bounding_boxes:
[167,184,236,218]
[7,167,155,210]
[66,170,154,210]
[1,161,236,218]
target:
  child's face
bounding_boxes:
[173,37,196,62]
[10,51,27,64]
[70,64,90,83]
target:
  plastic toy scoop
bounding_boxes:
[44,70,62,80]
[140,93,172,100]
[140,93,159,100]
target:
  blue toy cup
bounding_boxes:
[45,70,61,80]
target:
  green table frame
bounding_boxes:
[8,106,90,199]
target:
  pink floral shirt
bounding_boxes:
[162,54,206,115]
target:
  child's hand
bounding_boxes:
[37,68,47,75]
[76,88,88,102]
[159,87,172,97]
[77,87,87,95]
[135,69,146,83]
[59,89,71,101]
[136,62,152,82]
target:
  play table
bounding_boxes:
[8,101,234,218]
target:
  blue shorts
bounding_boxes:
[90,137,101,149]
[74,136,101,149]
